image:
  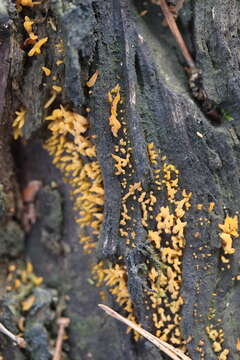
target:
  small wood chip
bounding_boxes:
[86,70,99,87]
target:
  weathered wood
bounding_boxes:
[0,0,240,359]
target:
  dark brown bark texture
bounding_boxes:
[0,0,240,359]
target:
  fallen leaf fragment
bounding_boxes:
[86,70,99,87]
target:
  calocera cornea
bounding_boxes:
[44,105,104,254]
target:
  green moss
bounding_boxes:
[0,221,24,258]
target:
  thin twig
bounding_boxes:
[0,322,26,348]
[157,0,195,69]
[173,0,186,17]
[99,304,192,360]
[52,317,70,360]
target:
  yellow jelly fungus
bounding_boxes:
[52,85,62,93]
[21,295,36,311]
[108,84,121,137]
[28,37,48,56]
[12,108,26,139]
[92,262,140,340]
[218,215,239,255]
[17,0,41,7]
[23,16,38,40]
[44,106,104,253]
[41,66,51,76]
[208,202,215,212]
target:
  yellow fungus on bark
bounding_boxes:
[21,295,36,311]
[28,37,48,56]
[18,0,41,7]
[219,349,229,360]
[44,106,104,254]
[52,85,62,93]
[13,108,26,139]
[41,66,51,76]
[108,84,121,137]
[23,16,38,40]
[218,215,238,256]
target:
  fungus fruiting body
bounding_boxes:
[12,108,26,139]
[218,215,238,257]
[44,106,104,253]
[206,325,229,359]
[28,37,48,56]
[108,84,122,137]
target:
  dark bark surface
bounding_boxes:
[0,0,240,359]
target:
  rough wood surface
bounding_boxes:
[0,0,240,359]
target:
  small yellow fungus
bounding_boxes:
[14,279,21,289]
[147,143,158,164]
[32,276,43,286]
[12,108,26,139]
[218,215,238,256]
[92,262,140,339]
[44,92,57,109]
[21,295,36,311]
[52,85,62,93]
[212,341,222,352]
[148,230,161,248]
[26,262,33,273]
[86,70,99,87]
[208,202,215,212]
[108,84,121,137]
[56,60,64,66]
[219,349,229,360]
[41,66,51,76]
[8,264,16,272]
[28,37,48,56]
[219,215,238,237]
[236,337,240,351]
[112,153,130,175]
[23,16,38,40]
[18,0,41,7]
[44,106,104,254]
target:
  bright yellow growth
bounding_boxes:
[112,153,130,175]
[17,0,41,7]
[92,261,140,340]
[52,85,62,93]
[22,295,36,311]
[28,37,48,56]
[6,261,43,302]
[206,325,229,358]
[23,16,38,40]
[12,108,26,139]
[218,215,238,255]
[147,143,159,165]
[44,105,104,253]
[108,84,121,137]
[113,141,191,346]
[41,66,51,76]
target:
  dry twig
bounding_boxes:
[156,0,195,69]
[0,322,26,348]
[99,304,192,360]
[52,317,70,360]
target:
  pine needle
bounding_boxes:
[98,304,192,360]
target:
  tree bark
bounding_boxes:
[1,0,240,359]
